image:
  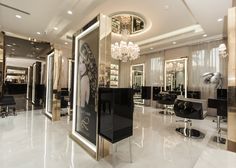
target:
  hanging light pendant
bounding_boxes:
[111,41,140,62]
[111,15,140,62]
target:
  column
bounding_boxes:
[227,7,236,152]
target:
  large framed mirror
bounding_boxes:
[164,58,188,97]
[45,51,54,119]
[131,64,145,104]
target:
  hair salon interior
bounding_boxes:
[0,0,236,168]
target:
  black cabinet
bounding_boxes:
[98,88,134,143]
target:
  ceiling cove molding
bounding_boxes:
[141,34,224,55]
[137,24,203,46]
[5,32,30,41]
[0,3,30,15]
[139,30,204,50]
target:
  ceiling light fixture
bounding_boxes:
[219,43,228,58]
[203,34,207,37]
[65,42,68,45]
[150,47,154,50]
[67,10,73,15]
[217,18,223,22]
[54,27,58,30]
[164,5,169,10]
[7,44,12,47]
[172,41,177,45]
[37,32,41,35]
[15,15,22,19]
[111,16,140,62]
[11,48,15,51]
[12,43,16,46]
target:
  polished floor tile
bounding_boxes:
[193,148,236,168]
[0,106,234,168]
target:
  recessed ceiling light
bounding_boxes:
[203,34,207,37]
[12,43,16,46]
[172,41,177,45]
[150,47,153,50]
[7,44,12,47]
[54,27,58,30]
[11,48,15,51]
[65,42,68,45]
[164,5,169,10]
[217,18,223,22]
[15,15,22,19]
[67,10,73,15]
[37,32,41,35]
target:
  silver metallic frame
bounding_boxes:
[45,52,54,119]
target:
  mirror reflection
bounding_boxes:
[165,59,187,96]
[131,64,144,104]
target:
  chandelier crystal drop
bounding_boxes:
[111,41,140,62]
[111,16,140,62]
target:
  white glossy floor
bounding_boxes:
[0,106,235,168]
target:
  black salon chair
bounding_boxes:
[0,96,16,118]
[157,92,177,115]
[174,98,207,138]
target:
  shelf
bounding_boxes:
[110,64,119,88]
[7,73,26,76]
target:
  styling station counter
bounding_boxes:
[98,88,134,162]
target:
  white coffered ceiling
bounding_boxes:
[0,0,232,53]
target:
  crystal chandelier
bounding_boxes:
[111,16,140,62]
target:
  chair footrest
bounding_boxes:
[159,111,174,115]
[213,136,226,144]
[176,127,205,139]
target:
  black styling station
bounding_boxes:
[98,88,134,162]
[208,89,227,144]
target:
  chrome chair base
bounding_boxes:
[176,127,205,139]
[159,104,174,115]
[159,110,174,115]
[213,116,227,144]
[213,136,226,144]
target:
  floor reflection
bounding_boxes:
[0,105,230,168]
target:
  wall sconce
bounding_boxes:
[219,43,228,58]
